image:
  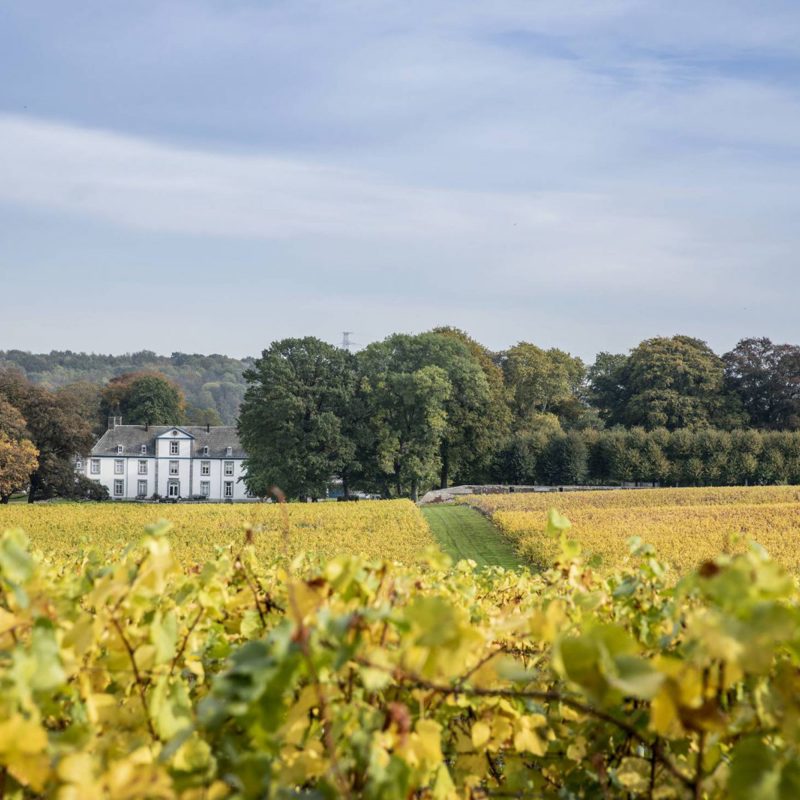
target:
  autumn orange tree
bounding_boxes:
[0,397,38,503]
[0,433,38,503]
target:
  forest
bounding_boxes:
[0,350,251,424]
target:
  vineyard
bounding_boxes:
[0,500,434,566]
[1,506,799,798]
[462,486,800,573]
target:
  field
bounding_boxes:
[462,485,800,572]
[0,499,435,566]
[1,497,799,797]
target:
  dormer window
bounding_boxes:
[203,445,209,456]
[140,444,147,454]
[226,446,232,457]
[116,445,123,454]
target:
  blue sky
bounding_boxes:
[2,1,800,360]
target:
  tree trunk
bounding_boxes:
[342,474,350,499]
[440,440,450,490]
[411,479,419,503]
[27,471,39,503]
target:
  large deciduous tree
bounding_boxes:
[432,327,512,484]
[238,338,357,500]
[502,343,585,427]
[0,397,39,502]
[618,336,742,430]
[586,352,629,426]
[356,351,451,500]
[0,370,95,502]
[100,372,186,426]
[357,332,492,495]
[0,434,38,503]
[723,337,800,429]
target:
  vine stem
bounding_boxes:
[110,616,159,742]
[355,657,694,791]
[169,607,204,678]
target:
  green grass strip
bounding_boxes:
[421,505,523,570]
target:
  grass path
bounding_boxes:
[421,505,523,569]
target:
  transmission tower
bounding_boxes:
[341,331,355,350]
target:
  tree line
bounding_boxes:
[3,330,800,501]
[237,331,800,499]
[0,349,252,424]
[0,369,196,502]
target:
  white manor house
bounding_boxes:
[80,419,251,501]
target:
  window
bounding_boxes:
[203,445,209,456]
[75,460,82,470]
[201,461,210,476]
[200,481,210,497]
[90,459,100,475]
[169,460,179,476]
[170,440,179,455]
[137,480,147,497]
[224,461,234,476]
[224,481,234,498]
[114,459,124,475]
[140,444,147,454]
[116,445,124,454]
[138,460,148,475]
[114,479,124,496]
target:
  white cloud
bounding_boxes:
[0,113,700,295]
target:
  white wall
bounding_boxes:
[84,455,249,500]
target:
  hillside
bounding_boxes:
[0,350,253,424]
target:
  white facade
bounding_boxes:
[82,425,251,501]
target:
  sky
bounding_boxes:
[2,0,800,361]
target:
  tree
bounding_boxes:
[356,353,451,500]
[586,352,629,425]
[0,397,28,441]
[0,433,39,503]
[540,431,588,485]
[0,370,94,502]
[502,343,585,427]
[620,336,740,430]
[57,381,104,437]
[356,333,492,495]
[238,338,357,500]
[432,328,511,483]
[723,338,800,429]
[100,372,186,426]
[185,406,224,426]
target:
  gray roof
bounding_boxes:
[91,425,246,458]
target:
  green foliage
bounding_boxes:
[502,342,585,422]
[238,337,358,500]
[723,337,800,430]
[356,332,496,496]
[3,515,800,797]
[0,370,94,502]
[100,372,187,426]
[0,350,251,425]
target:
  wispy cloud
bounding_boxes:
[1,1,800,356]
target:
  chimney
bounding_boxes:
[107,415,122,430]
